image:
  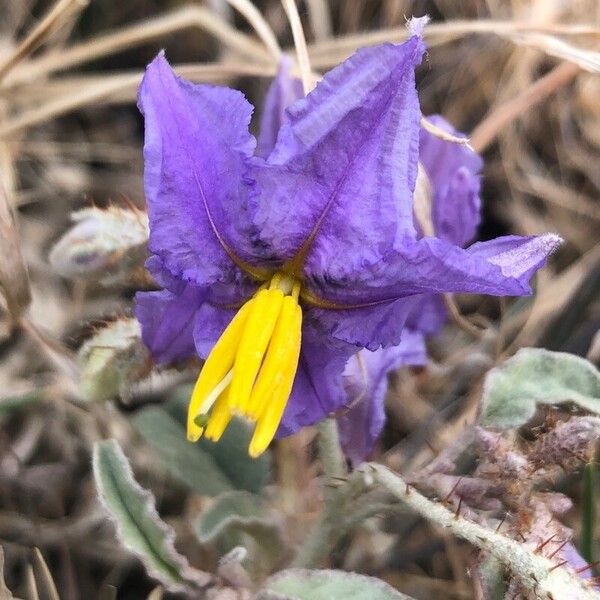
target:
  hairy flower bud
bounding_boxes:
[50,206,149,285]
[79,318,150,402]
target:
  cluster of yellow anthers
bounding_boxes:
[187,273,302,457]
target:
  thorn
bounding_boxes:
[442,477,464,504]
[516,531,527,542]
[405,483,411,495]
[424,438,439,455]
[576,560,600,574]
[549,560,569,572]
[534,534,557,554]
[548,540,569,559]
[495,513,508,532]
[454,496,463,520]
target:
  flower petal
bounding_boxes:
[406,294,447,335]
[252,37,425,277]
[419,115,483,247]
[135,284,205,364]
[256,57,304,159]
[338,331,426,466]
[139,255,256,363]
[307,293,422,350]
[138,52,266,286]
[306,233,561,347]
[193,302,237,359]
[276,326,356,437]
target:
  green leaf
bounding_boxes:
[581,461,597,564]
[92,439,211,592]
[480,348,600,429]
[132,400,270,495]
[195,491,285,578]
[196,491,264,544]
[0,389,40,414]
[256,569,417,600]
[132,407,234,497]
[475,555,507,600]
[200,417,270,494]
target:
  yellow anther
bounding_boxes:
[204,390,233,442]
[188,271,304,458]
[187,299,253,442]
[246,295,301,418]
[229,287,284,414]
[249,303,302,458]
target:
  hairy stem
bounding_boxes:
[316,418,347,484]
[292,419,352,568]
[366,463,600,599]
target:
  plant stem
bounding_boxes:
[365,463,597,599]
[582,460,597,565]
[316,418,347,483]
[292,418,351,567]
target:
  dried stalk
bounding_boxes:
[308,20,600,70]
[471,61,581,152]
[421,116,472,147]
[0,0,88,82]
[0,62,278,138]
[224,0,281,60]
[2,5,272,90]
[282,0,315,94]
[305,0,333,42]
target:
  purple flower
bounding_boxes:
[338,331,426,467]
[335,117,485,465]
[135,30,560,458]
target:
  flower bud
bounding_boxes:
[79,318,150,402]
[49,206,149,284]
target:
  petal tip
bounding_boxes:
[408,15,430,38]
[145,49,170,73]
[537,232,564,258]
[545,232,564,248]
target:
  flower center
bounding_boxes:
[186,273,303,457]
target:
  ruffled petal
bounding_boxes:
[307,293,422,350]
[305,233,561,347]
[256,57,303,159]
[135,284,205,364]
[138,53,267,286]
[251,36,425,277]
[338,331,426,466]
[276,326,356,437]
[419,115,483,247]
[139,255,256,363]
[406,294,447,335]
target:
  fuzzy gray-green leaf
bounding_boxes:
[133,399,270,495]
[480,348,600,429]
[256,569,417,600]
[92,439,211,592]
[195,491,285,579]
[131,407,234,497]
